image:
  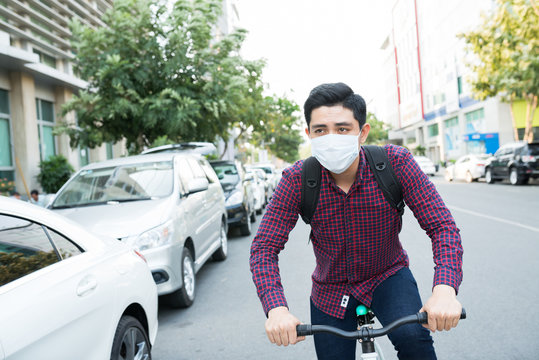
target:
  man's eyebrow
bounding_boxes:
[335,121,354,127]
[311,124,327,129]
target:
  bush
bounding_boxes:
[37,155,74,193]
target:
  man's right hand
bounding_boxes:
[265,306,305,346]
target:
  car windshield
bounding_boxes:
[51,161,173,209]
[212,164,240,185]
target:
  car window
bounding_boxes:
[178,158,195,190]
[199,159,219,184]
[51,161,174,208]
[527,145,539,156]
[0,214,61,286]
[187,158,207,180]
[46,228,83,259]
[211,163,240,185]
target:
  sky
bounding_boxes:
[235,0,395,115]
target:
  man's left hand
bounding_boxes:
[420,284,462,332]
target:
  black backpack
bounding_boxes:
[300,145,405,224]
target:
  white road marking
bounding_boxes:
[447,205,539,233]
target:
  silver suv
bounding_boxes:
[49,153,227,308]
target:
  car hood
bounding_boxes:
[52,198,173,239]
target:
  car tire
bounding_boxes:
[250,208,256,223]
[256,207,263,215]
[485,168,495,184]
[465,171,473,183]
[110,315,151,360]
[239,215,252,236]
[166,248,195,308]
[212,221,228,261]
[509,168,525,185]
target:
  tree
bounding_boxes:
[60,0,259,153]
[250,95,304,163]
[460,0,539,142]
[364,112,391,145]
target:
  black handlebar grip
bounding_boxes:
[418,308,467,324]
[296,324,312,337]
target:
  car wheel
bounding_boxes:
[256,207,263,215]
[110,315,151,360]
[166,248,195,308]
[250,208,257,223]
[509,168,524,185]
[485,168,495,184]
[239,214,252,236]
[465,171,473,183]
[212,221,228,261]
[444,171,453,182]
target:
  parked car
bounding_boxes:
[49,152,228,308]
[445,154,491,183]
[246,169,266,215]
[249,163,279,194]
[250,168,273,204]
[0,197,158,359]
[210,160,256,236]
[414,156,436,176]
[484,141,539,185]
[141,142,217,156]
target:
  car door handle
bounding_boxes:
[77,276,97,297]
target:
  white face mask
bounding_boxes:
[310,134,360,174]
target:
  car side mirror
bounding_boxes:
[187,178,209,194]
[244,173,254,182]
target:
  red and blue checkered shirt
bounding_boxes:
[250,144,463,319]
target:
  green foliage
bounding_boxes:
[460,0,538,141]
[364,112,391,145]
[37,155,74,193]
[60,0,302,159]
[0,178,15,195]
[413,145,426,156]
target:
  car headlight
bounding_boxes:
[226,190,243,207]
[124,221,174,251]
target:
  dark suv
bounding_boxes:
[210,160,256,236]
[485,142,539,185]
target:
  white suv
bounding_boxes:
[50,152,227,308]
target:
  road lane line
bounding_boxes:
[447,205,539,233]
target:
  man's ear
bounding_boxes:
[359,123,371,144]
[305,127,310,137]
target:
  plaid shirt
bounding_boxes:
[249,144,463,319]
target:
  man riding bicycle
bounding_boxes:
[249,82,463,360]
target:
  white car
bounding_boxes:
[0,197,158,360]
[245,170,266,215]
[49,153,228,308]
[445,154,491,183]
[414,156,436,176]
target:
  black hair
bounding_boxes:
[31,189,39,196]
[303,82,366,128]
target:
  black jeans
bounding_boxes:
[310,267,436,360]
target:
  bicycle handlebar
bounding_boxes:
[296,309,466,339]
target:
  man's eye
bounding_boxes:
[339,128,348,132]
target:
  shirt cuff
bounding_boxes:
[433,266,462,294]
[261,289,288,316]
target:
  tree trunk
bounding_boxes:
[523,94,532,142]
[220,138,229,160]
[508,98,520,142]
[525,95,537,143]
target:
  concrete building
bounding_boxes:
[377,0,515,164]
[0,0,121,196]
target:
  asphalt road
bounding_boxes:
[152,175,539,360]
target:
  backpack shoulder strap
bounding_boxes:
[300,156,322,224]
[363,145,405,216]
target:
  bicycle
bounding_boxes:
[297,306,467,360]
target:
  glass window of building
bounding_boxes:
[465,108,485,133]
[36,99,57,161]
[106,143,113,160]
[428,123,439,137]
[0,89,14,182]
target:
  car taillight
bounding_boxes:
[522,155,536,162]
[134,250,147,263]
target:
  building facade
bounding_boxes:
[0,0,123,196]
[377,0,516,165]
